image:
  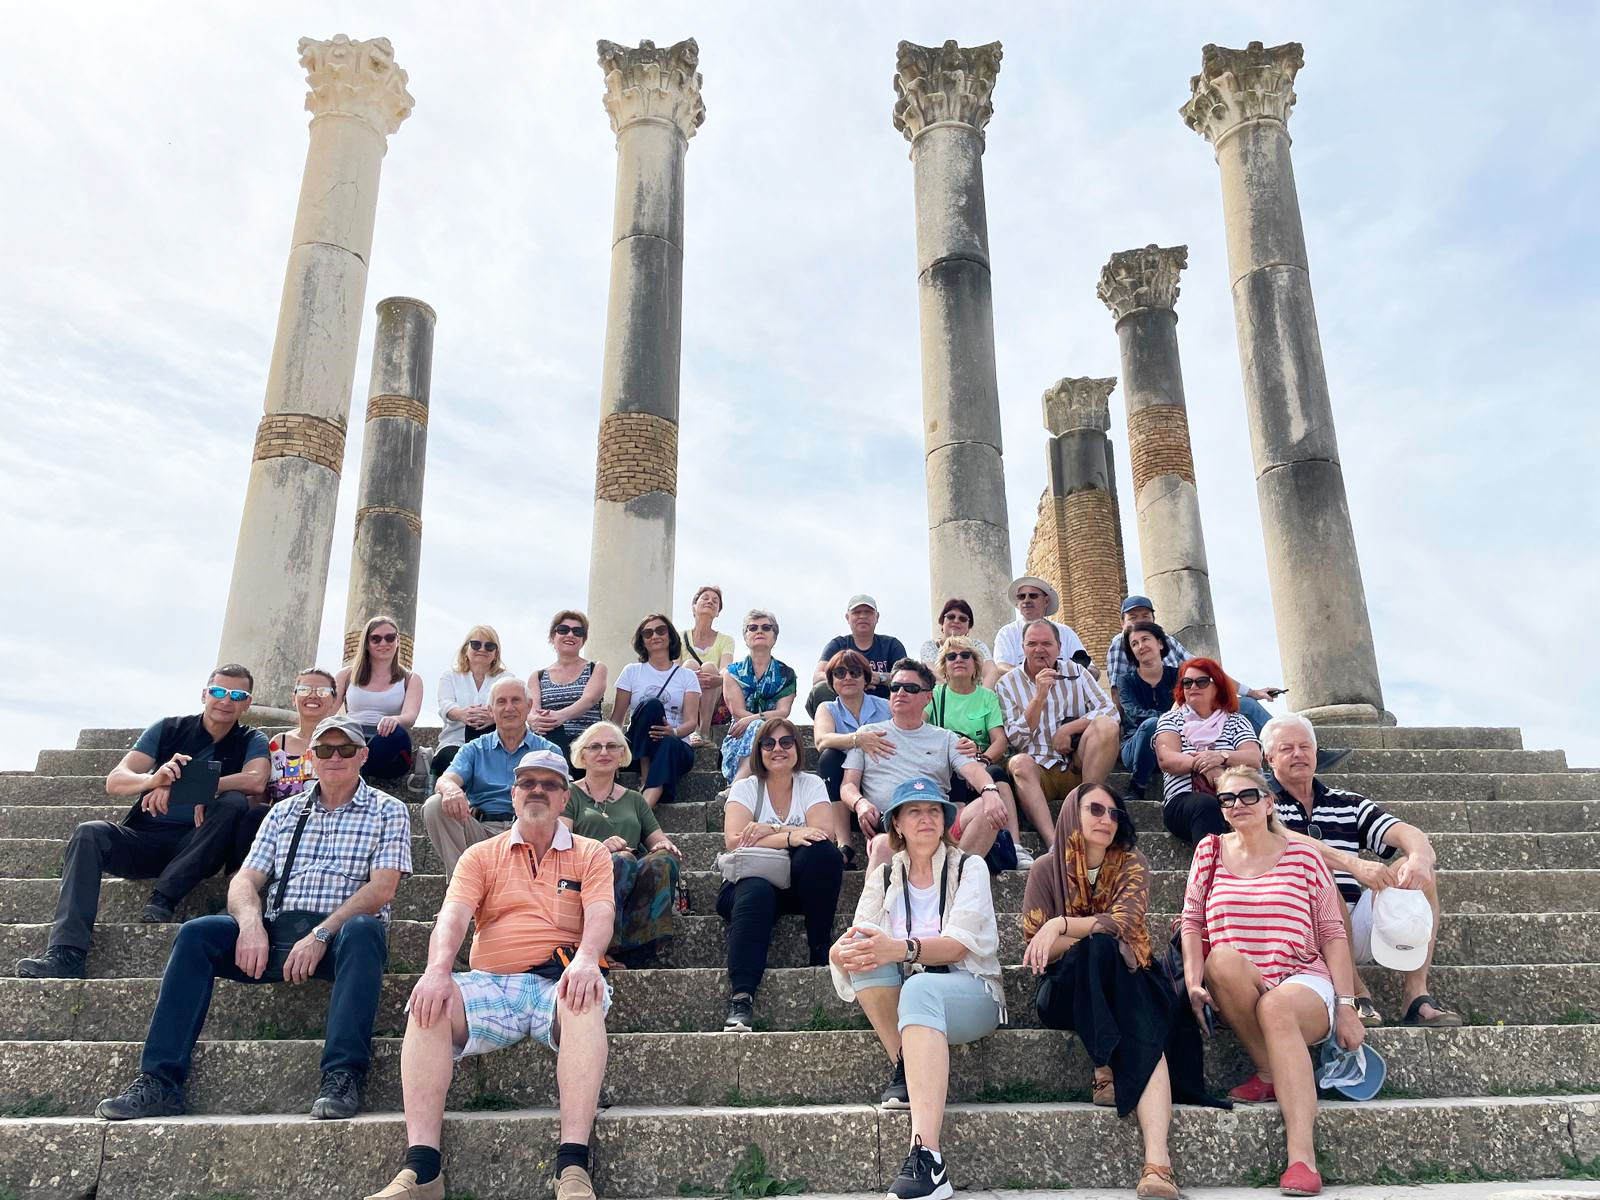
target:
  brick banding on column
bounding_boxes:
[252,413,348,475]
[365,394,429,426]
[1023,492,1076,629]
[595,411,678,502]
[1127,404,1197,494]
[1063,489,1124,661]
[355,504,422,537]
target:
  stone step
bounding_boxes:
[1,1022,1594,1119]
[4,1092,1596,1200]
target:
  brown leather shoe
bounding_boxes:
[364,1167,444,1200]
[1136,1162,1183,1198]
[555,1165,597,1200]
[1090,1074,1116,1106]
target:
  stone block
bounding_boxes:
[0,1116,104,1198]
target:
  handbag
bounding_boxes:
[1161,833,1220,998]
[716,846,792,887]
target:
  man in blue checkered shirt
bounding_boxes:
[94,714,413,1123]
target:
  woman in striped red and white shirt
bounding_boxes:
[1179,766,1364,1198]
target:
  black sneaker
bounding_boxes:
[310,1068,362,1120]
[96,1073,185,1120]
[887,1137,951,1200]
[723,992,754,1033]
[879,1054,909,1108]
[15,946,87,979]
[140,893,176,923]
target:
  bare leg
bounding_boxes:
[855,985,903,1061]
[731,756,754,783]
[1077,716,1120,786]
[955,799,999,858]
[1203,947,1271,1075]
[553,996,608,1145]
[866,833,893,871]
[1257,983,1331,1171]
[902,1024,950,1151]
[1007,754,1052,842]
[1337,895,1374,1004]
[1134,1055,1173,1168]
[400,983,469,1148]
[831,801,852,851]
[1401,875,1447,1017]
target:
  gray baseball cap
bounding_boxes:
[513,748,571,780]
[311,714,367,747]
[846,594,879,612]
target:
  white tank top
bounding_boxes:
[345,677,405,725]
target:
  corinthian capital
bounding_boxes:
[1043,378,1117,437]
[1097,245,1188,321]
[298,35,414,138]
[1180,40,1303,145]
[892,39,1002,145]
[598,38,706,142]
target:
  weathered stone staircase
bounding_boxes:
[2,724,1599,1198]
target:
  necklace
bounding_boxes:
[580,778,617,804]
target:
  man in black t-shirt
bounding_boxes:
[805,593,907,716]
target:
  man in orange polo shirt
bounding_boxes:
[367,750,614,1200]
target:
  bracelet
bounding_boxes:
[786,830,794,848]
[852,732,860,748]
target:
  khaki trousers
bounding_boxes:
[421,795,513,880]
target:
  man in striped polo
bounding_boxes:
[1263,713,1463,1028]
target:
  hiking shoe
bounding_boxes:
[96,1072,185,1120]
[139,893,176,923]
[15,946,86,979]
[723,992,754,1032]
[310,1068,362,1119]
[879,1053,909,1108]
[887,1136,951,1200]
[1228,1073,1276,1103]
[555,1165,597,1200]
[365,1168,444,1200]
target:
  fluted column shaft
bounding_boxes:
[219,35,413,704]
[894,40,1013,640]
[1183,41,1383,722]
[1043,379,1125,662]
[343,297,435,666]
[586,38,704,682]
[1099,245,1219,658]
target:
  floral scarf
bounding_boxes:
[727,656,797,713]
[1021,784,1154,970]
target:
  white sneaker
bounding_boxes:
[1014,845,1035,870]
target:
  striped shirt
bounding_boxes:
[1154,708,1260,804]
[996,659,1116,771]
[1180,838,1346,985]
[1271,778,1400,903]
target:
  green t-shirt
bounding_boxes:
[924,684,1005,752]
[564,783,660,852]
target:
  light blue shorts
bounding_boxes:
[439,969,613,1059]
[850,961,1000,1045]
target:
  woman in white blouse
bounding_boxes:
[432,624,512,780]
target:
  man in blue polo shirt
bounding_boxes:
[421,676,556,878]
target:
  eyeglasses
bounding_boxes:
[552,625,586,638]
[369,631,398,644]
[1218,788,1264,808]
[206,686,252,702]
[888,681,928,695]
[293,684,336,699]
[1083,801,1125,821]
[1180,676,1214,690]
[311,743,361,760]
[468,639,499,652]
[746,623,775,633]
[587,741,625,754]
[514,777,567,793]
[759,734,797,751]
[642,625,670,638]
[831,667,865,680]
[944,650,974,662]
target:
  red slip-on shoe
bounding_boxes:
[1227,1073,1277,1103]
[1279,1161,1322,1196]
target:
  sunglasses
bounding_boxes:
[1083,800,1125,822]
[1016,590,1046,601]
[206,686,252,702]
[888,681,928,695]
[1180,676,1214,690]
[831,666,865,680]
[746,623,775,633]
[369,631,398,644]
[759,734,797,751]
[940,612,971,624]
[468,639,500,651]
[311,743,361,760]
[1218,788,1264,808]
[944,650,974,662]
[514,777,567,793]
[551,625,586,638]
[642,625,670,638]
[293,684,336,699]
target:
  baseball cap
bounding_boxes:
[880,777,958,828]
[513,748,571,781]
[1370,887,1433,972]
[846,594,878,612]
[1121,595,1155,615]
[1317,1037,1387,1101]
[311,714,367,747]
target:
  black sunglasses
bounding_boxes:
[1218,788,1264,808]
[468,639,499,652]
[641,625,670,637]
[552,624,586,638]
[746,623,776,633]
[831,666,865,680]
[311,743,361,760]
[369,631,398,644]
[888,681,928,695]
[758,734,797,751]
[1180,676,1214,689]
[1083,800,1125,822]
[944,650,974,662]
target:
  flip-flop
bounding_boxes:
[1355,996,1383,1027]
[1402,993,1464,1027]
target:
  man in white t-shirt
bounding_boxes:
[991,577,1093,677]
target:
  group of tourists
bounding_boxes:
[14,577,1462,1200]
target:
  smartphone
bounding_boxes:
[1266,688,1289,699]
[1199,1002,1216,1038]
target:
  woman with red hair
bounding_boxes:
[1153,658,1262,845]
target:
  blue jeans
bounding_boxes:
[849,960,1000,1044]
[140,913,388,1088]
[1238,695,1270,737]
[1118,716,1160,788]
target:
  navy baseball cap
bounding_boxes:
[1121,595,1155,615]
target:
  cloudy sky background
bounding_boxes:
[1,1,1596,768]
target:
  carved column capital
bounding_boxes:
[598,38,706,142]
[298,35,414,138]
[1181,40,1303,146]
[1098,245,1188,322]
[1043,377,1117,437]
[892,39,1003,145]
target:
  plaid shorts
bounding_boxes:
[446,969,613,1060]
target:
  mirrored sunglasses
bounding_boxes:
[293,684,336,699]
[206,686,252,702]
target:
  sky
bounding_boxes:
[1,2,1596,769]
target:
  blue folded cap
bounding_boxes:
[1317,1037,1386,1100]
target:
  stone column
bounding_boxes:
[218,35,413,705]
[1183,41,1384,722]
[342,297,436,666]
[1098,243,1220,658]
[1042,378,1126,664]
[585,38,705,681]
[892,40,1013,639]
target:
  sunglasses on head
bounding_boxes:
[206,686,251,702]
[1180,676,1214,690]
[311,743,361,760]
[1218,788,1264,808]
[369,631,398,644]
[746,622,776,633]
[944,650,974,662]
[552,625,586,638]
[888,681,928,695]
[468,639,499,652]
[759,734,796,751]
[293,684,336,699]
[1083,800,1125,822]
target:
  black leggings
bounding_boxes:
[627,699,695,801]
[1163,790,1227,845]
[717,840,845,996]
[817,747,848,803]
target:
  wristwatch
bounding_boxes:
[313,926,333,945]
[981,784,999,794]
[1335,996,1357,1009]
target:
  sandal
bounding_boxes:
[1136,1163,1182,1199]
[1354,996,1383,1027]
[686,731,706,749]
[1402,994,1464,1028]
[1091,1075,1116,1107]
[839,842,860,870]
